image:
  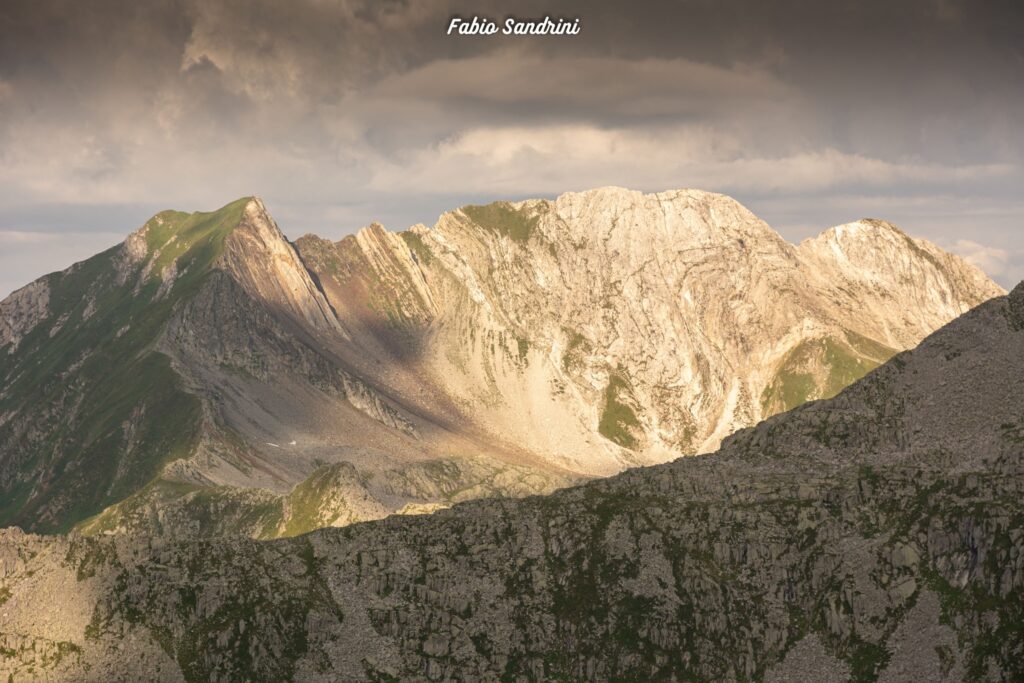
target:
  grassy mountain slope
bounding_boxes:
[0,199,250,531]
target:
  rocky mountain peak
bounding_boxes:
[818,216,906,238]
[796,217,1004,349]
[0,188,1008,538]
[546,187,786,247]
[318,187,1003,472]
[799,218,939,277]
[214,197,344,335]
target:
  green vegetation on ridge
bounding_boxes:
[399,230,434,265]
[462,201,539,242]
[0,198,252,532]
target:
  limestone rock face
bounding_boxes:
[217,198,343,336]
[797,218,1003,348]
[298,188,1001,475]
[0,189,1004,538]
[0,284,1022,681]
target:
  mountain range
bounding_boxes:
[0,188,1002,538]
[0,249,1021,681]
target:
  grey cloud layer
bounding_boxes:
[0,0,1022,296]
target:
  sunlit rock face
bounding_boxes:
[298,187,999,473]
[0,189,1003,538]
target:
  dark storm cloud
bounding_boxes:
[0,0,1022,296]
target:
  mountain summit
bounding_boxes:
[0,189,1003,535]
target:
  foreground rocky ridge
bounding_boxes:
[0,189,1002,537]
[1,283,1022,681]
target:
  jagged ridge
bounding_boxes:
[0,189,1004,537]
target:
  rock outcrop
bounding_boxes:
[0,279,49,352]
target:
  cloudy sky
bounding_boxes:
[1,0,1022,297]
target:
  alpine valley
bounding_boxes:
[0,188,1002,540]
